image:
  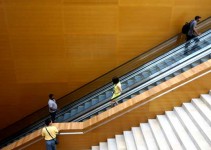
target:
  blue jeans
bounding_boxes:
[46,139,56,150]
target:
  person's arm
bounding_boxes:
[54,127,59,135]
[41,128,45,137]
[193,23,200,36]
[117,84,122,93]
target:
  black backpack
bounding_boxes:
[182,22,191,34]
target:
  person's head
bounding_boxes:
[49,94,54,100]
[195,16,201,22]
[112,76,119,84]
[45,118,52,126]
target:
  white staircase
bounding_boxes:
[91,91,211,150]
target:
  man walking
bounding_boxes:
[187,16,201,41]
[184,16,201,54]
[48,94,57,122]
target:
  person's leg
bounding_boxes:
[46,140,52,150]
[185,35,191,46]
[51,140,56,150]
[191,35,201,51]
[184,35,192,55]
[110,99,115,107]
[50,111,56,123]
[193,36,199,43]
[115,100,119,105]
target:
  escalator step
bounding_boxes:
[92,99,98,105]
[71,109,77,117]
[84,102,91,109]
[63,113,71,120]
[99,95,106,101]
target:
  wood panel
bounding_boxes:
[63,6,118,34]
[0,0,211,137]
[3,60,211,150]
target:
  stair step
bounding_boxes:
[140,123,158,150]
[174,107,210,149]
[107,138,117,150]
[131,127,147,150]
[99,142,108,150]
[148,119,171,150]
[165,111,197,150]
[123,131,137,150]
[192,98,211,126]
[183,103,211,145]
[92,146,99,150]
[200,94,211,109]
[157,115,183,150]
[115,135,126,150]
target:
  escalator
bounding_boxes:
[0,17,211,149]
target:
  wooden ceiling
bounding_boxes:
[0,0,210,130]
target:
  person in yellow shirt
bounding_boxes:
[42,118,59,150]
[111,77,122,106]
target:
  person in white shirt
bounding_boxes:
[48,94,58,122]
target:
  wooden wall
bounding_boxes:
[0,0,211,130]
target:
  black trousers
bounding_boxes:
[50,111,57,122]
[186,35,197,41]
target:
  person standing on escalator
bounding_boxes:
[48,94,58,123]
[110,77,122,106]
